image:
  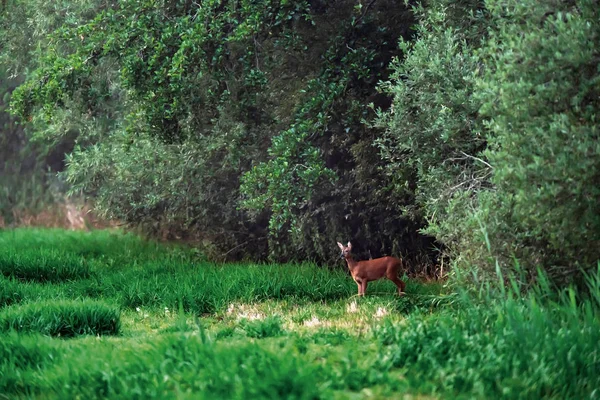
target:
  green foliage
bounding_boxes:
[239,1,427,263]
[474,0,600,279]
[240,42,370,238]
[374,0,488,262]
[0,0,102,75]
[0,68,59,224]
[5,0,598,284]
[7,0,433,267]
[10,0,320,259]
[0,299,121,337]
[375,0,600,283]
[61,123,265,259]
[0,0,107,224]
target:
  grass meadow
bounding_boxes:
[1,229,599,399]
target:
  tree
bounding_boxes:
[10,0,437,266]
[374,0,488,267]
[476,0,600,281]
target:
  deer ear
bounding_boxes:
[337,242,344,250]
[347,242,352,249]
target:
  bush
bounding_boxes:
[474,0,600,280]
[8,0,438,267]
[373,0,489,272]
[0,300,121,337]
[376,0,600,285]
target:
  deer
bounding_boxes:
[337,241,406,296]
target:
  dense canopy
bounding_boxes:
[1,0,599,284]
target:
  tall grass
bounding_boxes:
[0,228,176,263]
[240,315,284,338]
[0,333,65,394]
[1,228,598,399]
[111,262,357,313]
[0,332,326,399]
[1,260,361,313]
[5,274,597,400]
[0,248,92,282]
[0,172,56,225]
[372,267,600,398]
[0,299,121,337]
[0,229,370,313]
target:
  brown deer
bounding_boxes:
[337,241,406,296]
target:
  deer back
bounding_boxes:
[353,256,401,280]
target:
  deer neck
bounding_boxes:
[344,256,359,273]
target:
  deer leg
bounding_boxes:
[387,273,406,296]
[355,278,367,296]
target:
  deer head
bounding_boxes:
[337,241,352,259]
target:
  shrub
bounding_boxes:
[376,0,600,285]
[8,0,436,267]
[0,299,120,337]
[373,0,489,273]
[474,0,600,281]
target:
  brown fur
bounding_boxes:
[337,241,406,296]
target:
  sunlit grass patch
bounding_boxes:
[214,297,414,336]
[114,295,430,344]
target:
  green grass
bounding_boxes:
[0,299,121,337]
[0,228,172,262]
[0,228,598,399]
[0,248,92,282]
[240,314,284,338]
[372,298,600,398]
